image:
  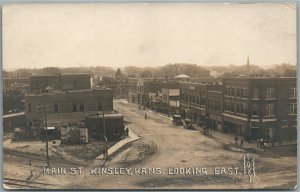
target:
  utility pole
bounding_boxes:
[43,105,50,168]
[101,101,108,159]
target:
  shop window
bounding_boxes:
[265,103,274,116]
[72,103,78,112]
[252,88,259,99]
[289,103,297,115]
[27,103,32,112]
[79,103,85,112]
[266,88,276,99]
[290,88,296,99]
[252,104,259,116]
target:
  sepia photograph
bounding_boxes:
[2,2,297,190]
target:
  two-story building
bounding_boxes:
[179,77,297,141]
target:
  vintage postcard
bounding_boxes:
[2,3,297,190]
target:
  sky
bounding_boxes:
[2,3,297,71]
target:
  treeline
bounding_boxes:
[3,63,296,79]
[207,63,296,78]
[124,63,210,78]
[3,66,115,79]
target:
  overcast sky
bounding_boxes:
[3,3,296,70]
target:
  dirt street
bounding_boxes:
[3,99,297,190]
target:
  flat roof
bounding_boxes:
[26,88,112,96]
[224,77,296,80]
[30,73,91,78]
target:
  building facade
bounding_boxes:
[223,77,297,141]
[25,89,113,127]
[128,78,138,104]
[179,77,297,141]
[98,76,129,98]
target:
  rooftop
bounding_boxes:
[224,76,296,80]
[26,88,112,96]
[30,73,91,78]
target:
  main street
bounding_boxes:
[3,99,297,190]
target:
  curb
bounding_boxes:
[95,129,140,159]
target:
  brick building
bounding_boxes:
[179,77,297,141]
[223,77,297,141]
[207,84,223,131]
[179,82,222,125]
[98,76,129,99]
[3,78,29,94]
[25,89,113,127]
[3,78,30,114]
[128,78,138,104]
[29,73,92,91]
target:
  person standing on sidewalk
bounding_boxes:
[263,141,267,152]
[234,135,238,145]
[125,127,129,137]
[145,112,147,120]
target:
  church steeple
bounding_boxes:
[247,56,250,77]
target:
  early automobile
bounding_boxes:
[172,115,183,126]
[183,119,194,129]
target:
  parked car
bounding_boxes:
[172,115,183,126]
[183,119,194,129]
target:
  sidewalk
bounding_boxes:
[192,124,260,149]
[193,124,296,151]
[96,129,140,159]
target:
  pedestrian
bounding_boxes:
[234,135,238,145]
[263,141,267,152]
[125,127,129,137]
[240,139,244,146]
[145,113,147,120]
[257,138,260,147]
[259,138,264,148]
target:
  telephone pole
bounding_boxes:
[43,105,50,167]
[101,101,108,159]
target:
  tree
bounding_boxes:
[41,67,61,75]
[115,68,123,77]
[268,63,296,77]
[140,70,153,78]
